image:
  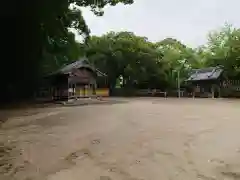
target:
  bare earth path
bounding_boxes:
[1,98,240,180]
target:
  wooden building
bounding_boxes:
[43,58,107,101]
[185,66,224,98]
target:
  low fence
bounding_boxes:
[112,88,240,98]
[221,80,240,97]
[35,88,110,101]
[37,85,240,99]
[112,88,185,97]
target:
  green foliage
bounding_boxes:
[86,32,169,90]
[1,0,134,102]
[2,0,240,103]
[184,24,240,79]
[39,0,134,74]
[85,24,240,92]
[204,24,240,78]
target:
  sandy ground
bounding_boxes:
[1,98,240,180]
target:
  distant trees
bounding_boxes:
[3,0,240,103]
[1,0,134,102]
[85,24,240,91]
[86,32,167,91]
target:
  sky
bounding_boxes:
[78,0,239,47]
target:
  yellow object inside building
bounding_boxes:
[78,88,109,97]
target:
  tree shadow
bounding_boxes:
[62,99,128,107]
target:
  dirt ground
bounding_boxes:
[1,98,240,180]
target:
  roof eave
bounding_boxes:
[96,69,107,77]
[185,78,219,82]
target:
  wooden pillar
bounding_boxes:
[75,83,79,98]
[211,85,214,98]
[67,81,70,101]
[51,87,54,100]
[83,85,86,97]
[192,86,195,98]
[57,87,59,100]
[55,87,58,100]
[52,87,54,100]
[218,86,221,98]
[74,83,76,98]
[86,85,88,97]
[93,80,97,96]
[59,86,62,100]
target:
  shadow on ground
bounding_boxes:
[62,99,128,107]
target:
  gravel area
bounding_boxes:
[0,98,240,180]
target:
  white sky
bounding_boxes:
[77,0,239,47]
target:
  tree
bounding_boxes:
[1,0,134,102]
[83,24,240,92]
[155,38,197,88]
[86,32,170,92]
[204,24,240,78]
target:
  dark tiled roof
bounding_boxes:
[50,57,106,77]
[186,66,223,81]
[96,69,107,77]
[57,57,93,74]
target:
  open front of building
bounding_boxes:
[185,66,224,98]
[38,58,108,101]
[67,66,97,99]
